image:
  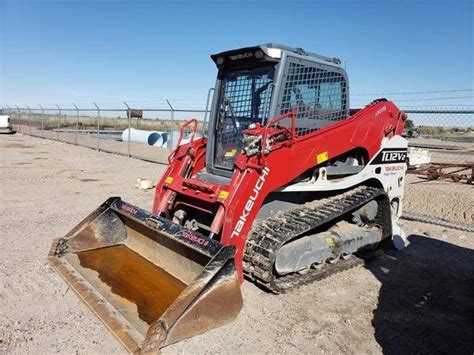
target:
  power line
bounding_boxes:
[351,89,473,96]
[351,96,473,102]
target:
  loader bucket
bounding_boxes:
[48,197,243,353]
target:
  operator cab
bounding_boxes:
[205,44,350,178]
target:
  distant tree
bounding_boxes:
[403,119,419,138]
[405,119,415,131]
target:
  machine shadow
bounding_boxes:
[367,234,474,354]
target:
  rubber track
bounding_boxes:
[243,185,386,293]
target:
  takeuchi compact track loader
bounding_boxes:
[49,44,408,353]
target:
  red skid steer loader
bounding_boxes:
[48,44,408,353]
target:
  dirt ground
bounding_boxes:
[1,134,473,354]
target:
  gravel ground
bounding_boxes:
[404,137,473,224]
[1,134,473,354]
[404,174,473,224]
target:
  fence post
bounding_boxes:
[55,104,61,141]
[123,101,131,157]
[93,102,100,151]
[39,105,45,139]
[72,103,79,145]
[14,105,21,132]
[166,99,174,149]
[26,105,32,135]
[6,105,12,129]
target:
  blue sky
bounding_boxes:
[0,0,472,109]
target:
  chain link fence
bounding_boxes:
[396,107,473,229]
[1,103,473,226]
[1,102,213,164]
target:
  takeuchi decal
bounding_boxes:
[384,165,405,172]
[120,203,138,215]
[181,231,209,247]
[231,167,270,239]
[229,52,253,60]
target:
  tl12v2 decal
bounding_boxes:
[371,148,408,164]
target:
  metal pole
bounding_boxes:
[93,102,100,151]
[166,99,174,149]
[72,103,79,145]
[14,105,21,132]
[124,101,131,157]
[26,105,32,135]
[56,104,61,141]
[39,105,45,139]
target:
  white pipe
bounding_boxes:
[122,128,203,148]
[122,128,165,147]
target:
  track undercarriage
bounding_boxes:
[244,185,391,293]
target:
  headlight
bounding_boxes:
[254,50,264,59]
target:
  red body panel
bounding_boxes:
[152,101,406,282]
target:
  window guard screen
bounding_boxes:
[279,61,347,136]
